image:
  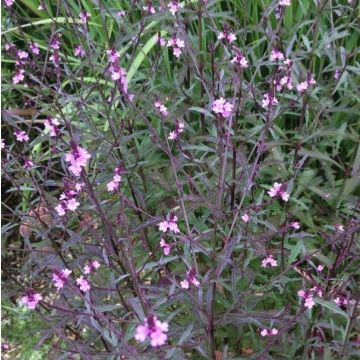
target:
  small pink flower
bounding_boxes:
[83,260,100,274]
[20,290,42,310]
[316,265,324,272]
[267,182,289,202]
[4,0,15,6]
[296,81,308,92]
[158,214,180,233]
[261,255,278,268]
[74,45,85,58]
[168,121,184,140]
[1,139,5,149]
[260,328,279,337]
[76,276,90,292]
[270,49,284,62]
[181,268,200,289]
[218,27,236,44]
[334,296,348,307]
[14,130,29,142]
[143,1,156,14]
[24,159,33,170]
[290,221,300,230]
[79,11,90,23]
[298,289,315,309]
[52,268,72,290]
[65,146,91,176]
[154,100,169,116]
[212,98,233,118]
[261,93,278,109]
[230,51,248,68]
[117,10,125,17]
[29,42,40,55]
[160,239,171,255]
[168,0,183,15]
[335,224,344,232]
[241,213,250,223]
[279,0,291,5]
[13,69,25,84]
[44,117,60,136]
[107,167,122,192]
[17,50,29,60]
[135,315,169,347]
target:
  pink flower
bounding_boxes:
[212,98,233,118]
[168,0,183,15]
[260,328,279,337]
[117,10,125,17]
[261,255,278,268]
[241,213,250,223]
[55,203,66,216]
[52,268,72,290]
[79,11,90,23]
[298,289,315,309]
[267,182,289,202]
[14,130,29,142]
[279,75,293,90]
[261,93,278,109]
[334,296,348,307]
[230,51,248,68]
[335,224,344,232]
[29,42,40,55]
[65,146,91,176]
[270,49,284,62]
[296,81,308,92]
[50,34,62,50]
[4,0,15,7]
[74,45,85,58]
[107,167,122,192]
[76,276,90,292]
[316,264,324,272]
[17,50,29,60]
[158,214,180,233]
[279,0,291,5]
[44,117,60,136]
[20,290,42,310]
[167,36,185,58]
[83,260,100,274]
[107,49,120,63]
[13,69,25,84]
[154,100,168,116]
[168,121,184,140]
[218,27,236,44]
[143,1,156,14]
[135,315,169,347]
[160,239,171,255]
[24,159,33,170]
[290,221,300,230]
[181,268,200,288]
[1,139,5,149]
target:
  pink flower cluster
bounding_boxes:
[231,50,248,69]
[52,268,72,290]
[158,213,180,233]
[279,0,291,6]
[55,182,84,217]
[29,42,40,55]
[107,49,129,95]
[84,260,100,274]
[76,276,91,292]
[143,0,156,14]
[44,117,60,137]
[154,100,169,116]
[79,11,91,23]
[13,69,25,84]
[270,49,284,62]
[107,167,122,192]
[4,0,15,7]
[334,296,348,307]
[296,74,316,92]
[168,0,183,16]
[261,93,278,109]
[74,45,85,58]
[167,35,185,58]
[160,239,171,255]
[65,145,91,176]
[212,97,233,118]
[260,328,279,337]
[14,130,29,142]
[135,315,169,347]
[267,182,289,202]
[168,120,184,140]
[298,286,322,310]
[20,290,42,310]
[261,255,278,268]
[218,26,236,44]
[180,268,200,289]
[24,159,34,170]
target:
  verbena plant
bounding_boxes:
[1,0,360,358]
